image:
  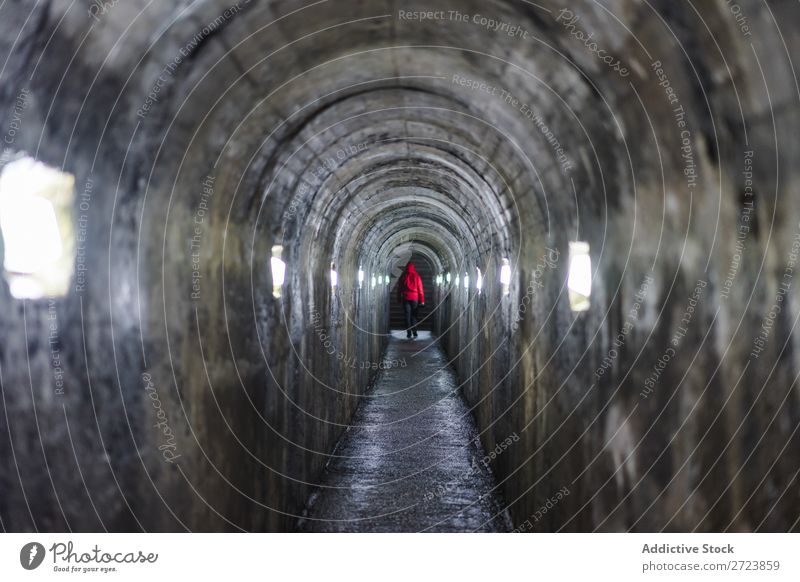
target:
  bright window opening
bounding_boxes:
[0,156,75,299]
[500,258,511,295]
[330,263,338,288]
[568,241,592,312]
[270,245,285,298]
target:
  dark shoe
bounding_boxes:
[413,332,418,338]
[407,332,412,339]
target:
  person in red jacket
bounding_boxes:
[397,262,425,339]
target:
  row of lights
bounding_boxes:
[432,257,513,293]
[271,245,592,312]
[430,245,592,312]
[435,263,502,293]
[270,253,392,298]
[0,156,592,312]
[356,266,391,290]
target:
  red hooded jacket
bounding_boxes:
[397,262,425,303]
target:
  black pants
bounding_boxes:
[404,300,419,336]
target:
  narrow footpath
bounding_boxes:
[298,331,511,532]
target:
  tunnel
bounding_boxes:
[0,0,799,534]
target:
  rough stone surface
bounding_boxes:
[0,0,798,532]
[299,331,511,532]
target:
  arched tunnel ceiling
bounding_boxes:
[117,0,625,239]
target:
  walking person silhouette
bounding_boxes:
[397,262,425,339]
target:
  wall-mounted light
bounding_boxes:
[455,274,460,287]
[371,275,376,289]
[384,274,390,285]
[270,245,285,298]
[330,262,338,288]
[446,272,451,285]
[358,267,364,288]
[463,272,469,289]
[476,267,483,293]
[0,156,75,299]
[500,258,511,296]
[567,241,591,312]
[435,274,442,285]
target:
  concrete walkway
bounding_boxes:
[298,331,511,532]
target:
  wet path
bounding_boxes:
[298,331,511,532]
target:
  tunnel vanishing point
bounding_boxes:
[0,0,798,533]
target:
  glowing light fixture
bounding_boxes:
[463,272,469,289]
[330,263,338,288]
[455,274,460,287]
[446,272,451,284]
[0,156,75,299]
[385,275,390,285]
[476,267,483,293]
[3,196,62,273]
[500,258,511,295]
[358,267,364,288]
[435,274,442,285]
[371,275,376,289]
[567,241,592,312]
[270,245,285,298]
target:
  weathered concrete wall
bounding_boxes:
[0,0,798,531]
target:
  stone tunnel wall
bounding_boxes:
[437,0,800,531]
[0,0,798,532]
